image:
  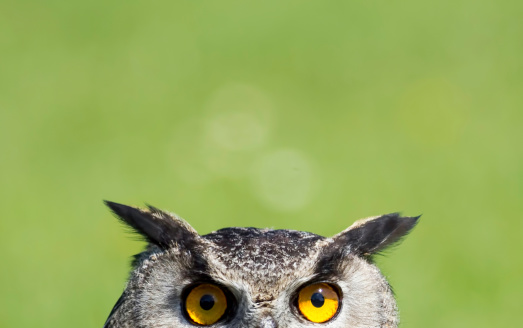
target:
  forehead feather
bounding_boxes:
[201,228,325,300]
[203,227,324,259]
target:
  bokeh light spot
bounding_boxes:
[205,84,273,151]
[251,149,316,211]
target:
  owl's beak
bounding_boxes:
[258,315,278,328]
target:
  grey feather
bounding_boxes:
[103,203,419,328]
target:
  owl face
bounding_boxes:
[103,202,418,328]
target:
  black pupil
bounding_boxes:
[200,294,215,310]
[311,292,325,308]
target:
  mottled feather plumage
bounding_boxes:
[103,201,419,328]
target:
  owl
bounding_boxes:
[103,201,419,328]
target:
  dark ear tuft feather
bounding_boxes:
[333,213,420,256]
[104,200,200,249]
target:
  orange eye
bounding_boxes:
[185,284,227,325]
[297,283,339,323]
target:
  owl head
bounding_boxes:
[103,201,419,328]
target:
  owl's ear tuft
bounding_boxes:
[104,201,200,249]
[333,213,420,256]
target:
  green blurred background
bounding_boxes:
[1,0,522,327]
